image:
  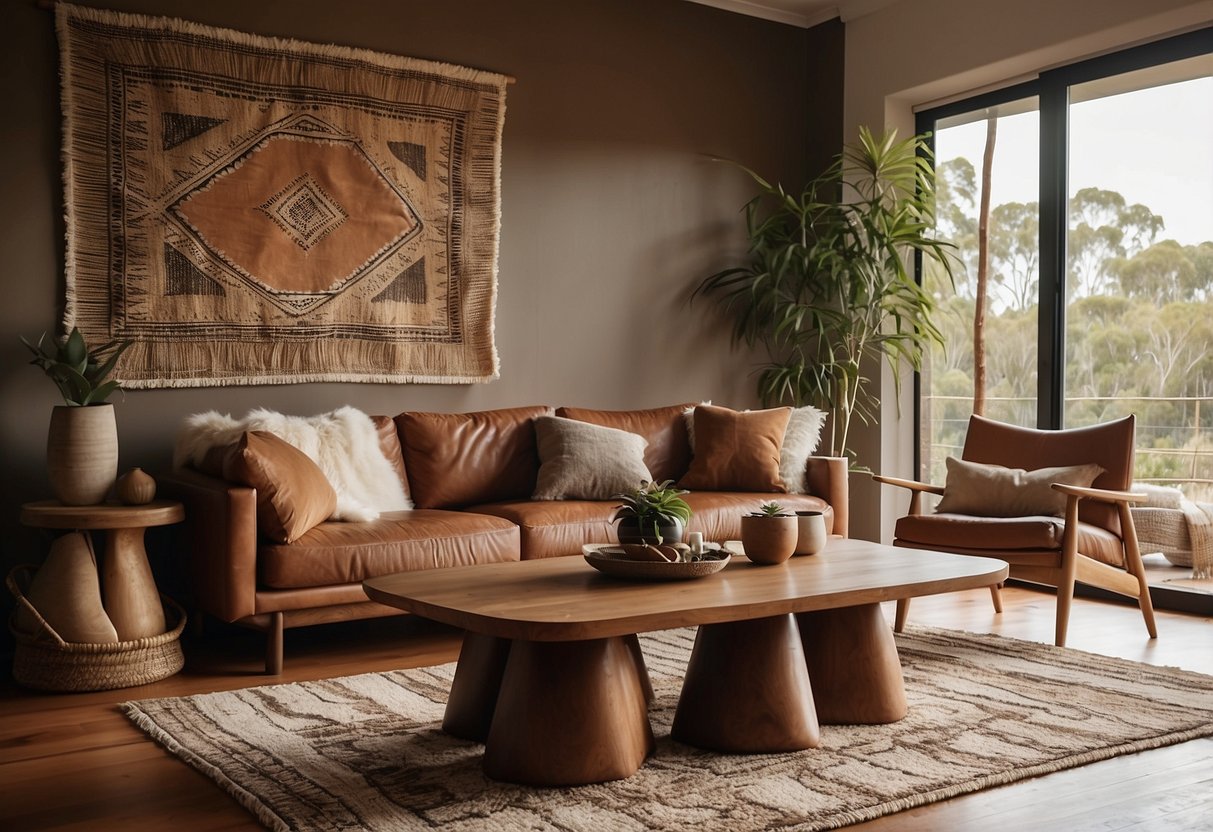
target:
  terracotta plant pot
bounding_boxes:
[46,404,118,506]
[740,515,797,565]
[794,511,827,555]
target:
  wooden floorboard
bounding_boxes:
[0,586,1209,831]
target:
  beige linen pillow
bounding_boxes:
[222,431,338,543]
[679,405,791,492]
[934,457,1105,517]
[532,416,652,500]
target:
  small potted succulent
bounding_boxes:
[740,502,798,565]
[612,480,693,545]
[22,327,131,505]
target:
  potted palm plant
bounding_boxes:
[695,127,956,464]
[612,480,693,544]
[22,327,131,505]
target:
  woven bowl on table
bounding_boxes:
[6,566,186,692]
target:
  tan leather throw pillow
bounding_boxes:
[934,457,1105,518]
[532,416,652,500]
[395,406,552,508]
[222,431,337,543]
[679,405,791,492]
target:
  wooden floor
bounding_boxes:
[2,586,1210,832]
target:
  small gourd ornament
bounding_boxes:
[116,467,156,505]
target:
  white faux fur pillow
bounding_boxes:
[174,406,411,521]
[683,403,826,493]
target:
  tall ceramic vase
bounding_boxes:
[46,404,118,505]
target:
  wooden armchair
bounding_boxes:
[874,414,1157,647]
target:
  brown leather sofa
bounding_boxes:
[163,403,849,672]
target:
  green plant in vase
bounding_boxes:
[612,480,693,544]
[696,127,956,465]
[740,501,798,565]
[21,327,132,505]
[22,327,131,406]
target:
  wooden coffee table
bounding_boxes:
[363,538,1007,786]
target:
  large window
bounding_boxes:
[917,29,1213,502]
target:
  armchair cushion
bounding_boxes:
[532,416,652,500]
[679,405,790,492]
[934,457,1104,518]
[895,513,1125,567]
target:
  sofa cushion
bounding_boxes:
[370,414,410,500]
[533,416,651,500]
[684,404,826,494]
[395,405,552,508]
[934,457,1104,517]
[682,492,834,543]
[555,403,694,483]
[223,431,337,544]
[680,405,791,492]
[469,499,618,559]
[258,510,520,589]
[895,513,1124,567]
[472,492,836,560]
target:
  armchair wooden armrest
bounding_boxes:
[871,473,944,516]
[1051,483,1145,504]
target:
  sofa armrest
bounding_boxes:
[805,456,849,538]
[159,467,259,623]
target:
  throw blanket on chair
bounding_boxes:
[1181,500,1213,578]
[174,407,411,521]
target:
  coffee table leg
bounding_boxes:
[483,636,653,786]
[443,633,511,741]
[625,633,655,705]
[672,614,820,752]
[797,603,907,724]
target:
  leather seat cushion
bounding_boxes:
[474,492,835,560]
[259,510,520,589]
[895,513,1125,567]
[469,500,618,559]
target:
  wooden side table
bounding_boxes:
[20,500,185,641]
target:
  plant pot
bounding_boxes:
[616,516,684,545]
[47,404,118,506]
[740,515,797,565]
[795,511,827,555]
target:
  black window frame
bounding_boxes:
[914,26,1213,472]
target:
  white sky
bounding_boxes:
[934,76,1213,246]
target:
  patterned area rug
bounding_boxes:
[123,627,1213,832]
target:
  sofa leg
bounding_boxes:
[266,612,284,675]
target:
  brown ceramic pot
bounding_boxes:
[740,515,798,565]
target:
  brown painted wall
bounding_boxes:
[0,0,843,635]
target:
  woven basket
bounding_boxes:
[6,566,186,692]
[1130,507,1192,568]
